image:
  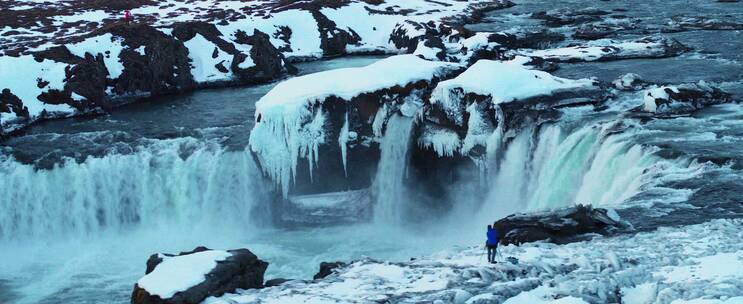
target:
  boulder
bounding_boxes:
[642,81,732,115]
[612,73,646,91]
[313,261,347,280]
[131,247,268,304]
[264,278,292,287]
[0,89,28,119]
[492,205,630,245]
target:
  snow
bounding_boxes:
[518,37,679,62]
[214,218,743,303]
[67,33,126,79]
[671,297,743,304]
[53,10,110,24]
[256,55,456,113]
[503,286,590,304]
[136,250,231,299]
[184,34,233,83]
[644,86,679,113]
[658,251,743,283]
[249,55,459,195]
[433,59,595,106]
[623,282,658,304]
[0,55,73,117]
[430,59,595,125]
[413,41,442,60]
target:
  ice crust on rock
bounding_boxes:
[211,219,743,304]
[249,55,459,195]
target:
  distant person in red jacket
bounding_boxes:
[124,10,132,23]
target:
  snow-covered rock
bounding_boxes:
[613,73,646,91]
[642,82,732,115]
[132,247,267,304]
[431,58,597,118]
[518,36,688,62]
[493,205,630,245]
[248,55,461,196]
[210,219,743,304]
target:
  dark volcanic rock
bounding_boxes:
[131,247,268,304]
[264,278,292,287]
[313,261,347,280]
[311,10,362,57]
[108,23,196,96]
[389,20,461,54]
[488,30,566,49]
[0,89,29,120]
[234,29,296,83]
[65,53,109,109]
[492,205,629,245]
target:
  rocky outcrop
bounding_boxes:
[131,247,267,304]
[313,261,347,280]
[492,205,630,245]
[518,36,689,63]
[612,73,646,91]
[641,81,733,115]
[664,15,743,32]
[108,23,196,96]
[0,89,28,120]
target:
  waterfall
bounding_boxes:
[480,121,681,219]
[0,137,269,241]
[373,114,415,224]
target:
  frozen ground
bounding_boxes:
[211,219,743,304]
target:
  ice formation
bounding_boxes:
[249,55,459,195]
[210,219,743,304]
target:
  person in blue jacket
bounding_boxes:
[486,224,499,263]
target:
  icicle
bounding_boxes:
[339,112,350,177]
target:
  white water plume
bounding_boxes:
[0,137,269,241]
[480,121,694,220]
[373,114,416,224]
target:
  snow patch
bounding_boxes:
[137,250,231,299]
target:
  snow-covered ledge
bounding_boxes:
[425,58,599,157]
[248,55,461,196]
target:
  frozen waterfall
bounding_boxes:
[373,114,416,224]
[480,121,690,220]
[0,138,269,241]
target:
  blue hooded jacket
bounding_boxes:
[486,227,498,246]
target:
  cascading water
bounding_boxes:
[480,121,693,220]
[0,137,269,241]
[373,114,416,224]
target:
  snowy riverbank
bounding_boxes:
[0,0,514,135]
[209,218,743,304]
